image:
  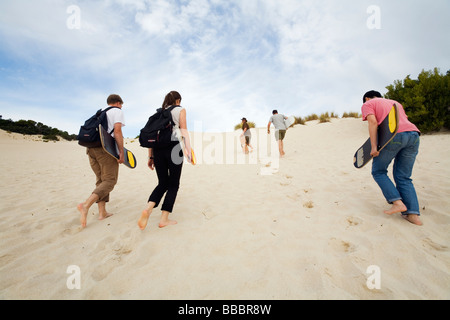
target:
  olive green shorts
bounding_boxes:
[275,130,286,141]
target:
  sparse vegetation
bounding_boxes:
[294,116,305,125]
[304,114,319,122]
[234,112,363,130]
[342,112,361,118]
[234,121,256,131]
[319,113,331,123]
[0,118,77,141]
[318,112,338,123]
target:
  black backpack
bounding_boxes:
[139,106,179,149]
[77,107,118,147]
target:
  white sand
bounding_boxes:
[0,118,449,300]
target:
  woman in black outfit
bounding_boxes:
[138,91,192,230]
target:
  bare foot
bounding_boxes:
[138,210,151,230]
[99,213,113,221]
[384,202,407,215]
[159,219,177,228]
[77,203,88,228]
[402,214,423,226]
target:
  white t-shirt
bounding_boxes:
[171,106,184,141]
[103,107,125,138]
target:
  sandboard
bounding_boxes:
[284,116,295,128]
[175,128,196,165]
[99,124,137,169]
[353,104,399,169]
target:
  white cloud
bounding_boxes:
[135,0,211,36]
[0,0,449,137]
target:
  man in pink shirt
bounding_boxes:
[361,90,422,226]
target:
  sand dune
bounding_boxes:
[0,118,449,300]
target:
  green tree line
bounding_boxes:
[385,68,450,133]
[0,118,77,141]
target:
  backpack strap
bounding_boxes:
[157,105,179,113]
[104,106,118,112]
[163,105,179,114]
[103,106,120,135]
[163,105,180,125]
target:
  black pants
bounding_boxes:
[148,144,183,213]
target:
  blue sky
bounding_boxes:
[0,0,449,138]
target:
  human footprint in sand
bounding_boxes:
[361,91,423,226]
[138,91,191,230]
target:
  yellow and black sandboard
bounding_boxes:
[353,104,399,169]
[175,128,196,165]
[99,124,137,169]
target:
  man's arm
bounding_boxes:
[114,122,125,164]
[367,114,379,158]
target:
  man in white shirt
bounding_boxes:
[77,94,125,228]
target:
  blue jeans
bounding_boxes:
[372,131,420,215]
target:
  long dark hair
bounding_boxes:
[162,91,182,109]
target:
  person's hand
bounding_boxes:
[370,147,380,158]
[118,152,125,164]
[148,158,155,170]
